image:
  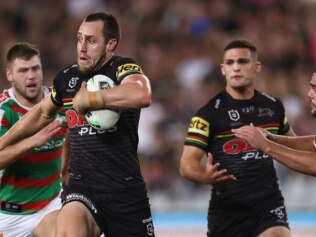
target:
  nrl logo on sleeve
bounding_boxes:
[116,63,143,78]
[188,117,210,136]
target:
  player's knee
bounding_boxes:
[33,222,53,237]
[33,211,58,237]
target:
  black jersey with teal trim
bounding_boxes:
[185,90,290,203]
[51,56,145,191]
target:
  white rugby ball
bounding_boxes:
[84,75,120,130]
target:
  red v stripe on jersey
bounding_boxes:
[11,104,28,114]
[2,172,60,188]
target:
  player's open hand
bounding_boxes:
[204,154,236,184]
[31,120,62,148]
[232,124,268,150]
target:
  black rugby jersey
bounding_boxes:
[51,56,145,191]
[185,90,290,203]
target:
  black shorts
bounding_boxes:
[207,194,290,237]
[61,184,155,237]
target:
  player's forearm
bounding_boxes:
[101,75,151,109]
[263,140,316,176]
[0,137,36,169]
[180,163,210,184]
[268,134,315,152]
[0,99,57,150]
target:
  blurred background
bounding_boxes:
[1,0,316,235]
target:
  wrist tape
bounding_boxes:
[88,91,104,108]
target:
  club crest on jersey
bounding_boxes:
[228,110,240,121]
[69,77,79,88]
[258,108,275,117]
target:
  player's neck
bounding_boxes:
[13,89,44,108]
[226,86,255,100]
[94,53,114,72]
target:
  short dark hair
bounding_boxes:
[84,11,121,44]
[6,42,40,64]
[224,39,257,54]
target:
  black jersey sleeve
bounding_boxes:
[50,67,70,107]
[51,70,63,106]
[184,106,211,152]
[51,87,63,106]
[114,57,144,84]
[275,98,290,135]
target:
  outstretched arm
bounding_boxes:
[233,124,316,176]
[0,120,62,169]
[256,126,314,151]
[267,133,315,152]
[0,96,60,150]
[179,145,236,184]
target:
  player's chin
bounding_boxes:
[26,93,40,101]
[78,64,93,74]
[232,83,247,89]
[26,87,41,97]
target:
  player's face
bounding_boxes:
[221,48,261,90]
[307,73,316,116]
[6,56,43,105]
[77,20,107,74]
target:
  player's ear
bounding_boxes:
[6,68,13,83]
[106,39,117,52]
[220,64,226,75]
[255,61,261,73]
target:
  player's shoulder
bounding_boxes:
[55,64,78,79]
[112,56,142,71]
[53,64,80,91]
[200,90,226,111]
[110,56,144,81]
[257,90,282,104]
[111,55,138,65]
[0,89,12,106]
